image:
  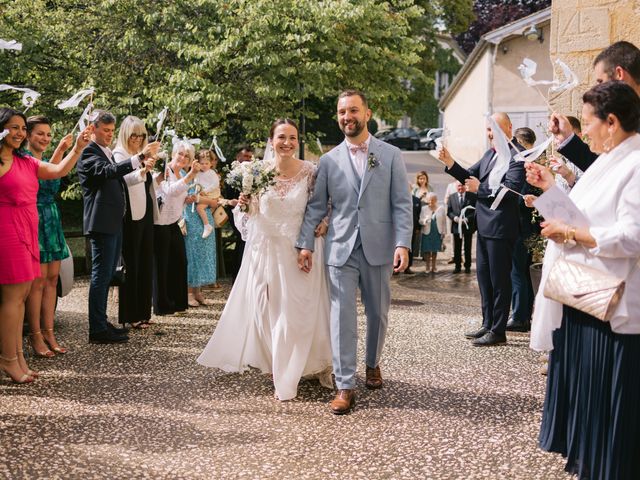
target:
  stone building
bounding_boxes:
[550,0,640,113]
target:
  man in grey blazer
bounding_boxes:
[296,90,413,414]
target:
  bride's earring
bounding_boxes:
[603,133,614,153]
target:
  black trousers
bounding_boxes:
[153,222,188,315]
[476,235,514,335]
[453,231,473,270]
[118,210,154,324]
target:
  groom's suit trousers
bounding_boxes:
[328,244,392,390]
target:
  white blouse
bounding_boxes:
[154,168,190,226]
[419,204,446,236]
[113,146,158,222]
[531,134,640,351]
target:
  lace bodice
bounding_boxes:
[248,161,316,241]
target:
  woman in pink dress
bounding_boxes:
[0,108,90,384]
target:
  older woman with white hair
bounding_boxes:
[152,140,200,316]
[419,192,446,273]
[113,116,158,328]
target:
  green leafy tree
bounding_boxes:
[2,0,473,139]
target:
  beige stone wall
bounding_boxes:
[550,0,640,115]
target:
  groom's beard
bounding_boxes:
[340,119,365,138]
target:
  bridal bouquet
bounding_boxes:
[226,158,276,210]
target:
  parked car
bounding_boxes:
[419,128,443,150]
[375,128,421,151]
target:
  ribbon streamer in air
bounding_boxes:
[487,116,512,196]
[518,58,579,94]
[0,39,22,51]
[75,102,99,132]
[0,84,40,110]
[155,107,168,137]
[57,88,94,109]
[513,135,554,163]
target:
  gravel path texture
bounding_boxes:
[1,258,569,480]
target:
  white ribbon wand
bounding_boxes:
[155,107,168,139]
[209,136,227,163]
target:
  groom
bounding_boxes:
[296,90,413,414]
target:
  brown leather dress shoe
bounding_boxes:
[330,389,355,415]
[365,365,383,389]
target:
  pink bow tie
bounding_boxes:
[348,143,367,155]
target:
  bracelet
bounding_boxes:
[564,225,577,247]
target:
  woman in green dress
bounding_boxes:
[25,115,73,357]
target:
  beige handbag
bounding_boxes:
[213,205,228,228]
[543,258,625,322]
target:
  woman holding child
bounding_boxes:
[183,149,224,306]
[152,140,200,315]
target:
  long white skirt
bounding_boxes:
[197,235,333,400]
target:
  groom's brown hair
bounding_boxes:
[338,89,368,108]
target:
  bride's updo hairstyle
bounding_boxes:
[269,118,298,139]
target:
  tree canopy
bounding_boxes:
[1,0,473,147]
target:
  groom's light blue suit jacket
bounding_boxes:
[296,136,413,267]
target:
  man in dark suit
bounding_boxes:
[439,112,525,346]
[446,181,476,274]
[551,41,640,171]
[77,112,160,344]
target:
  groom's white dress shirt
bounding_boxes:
[345,134,371,178]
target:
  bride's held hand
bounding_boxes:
[297,249,313,273]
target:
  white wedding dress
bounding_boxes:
[197,161,333,400]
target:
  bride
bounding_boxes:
[197,118,333,400]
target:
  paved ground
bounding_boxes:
[1,254,570,480]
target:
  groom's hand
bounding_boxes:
[298,249,313,273]
[393,247,410,273]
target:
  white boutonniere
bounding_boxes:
[367,152,380,170]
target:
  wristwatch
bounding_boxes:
[138,152,146,163]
